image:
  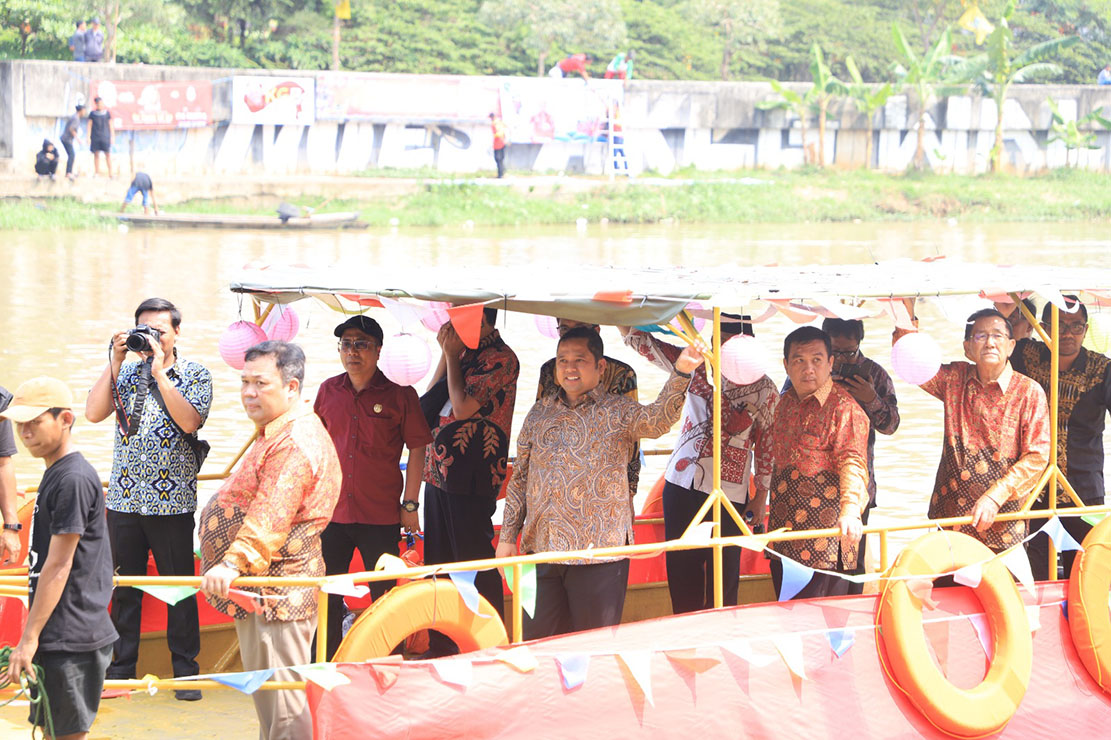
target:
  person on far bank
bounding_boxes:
[604,50,634,80]
[313,316,431,659]
[548,53,591,80]
[69,20,87,62]
[1099,64,1111,85]
[120,171,158,215]
[85,297,211,700]
[490,112,508,179]
[498,327,698,639]
[0,385,21,565]
[87,97,112,177]
[34,140,58,179]
[2,377,117,740]
[61,104,86,180]
[84,18,104,63]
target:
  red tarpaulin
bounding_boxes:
[308,581,1110,739]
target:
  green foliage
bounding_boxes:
[478,0,626,75]
[1047,97,1111,167]
[682,0,779,79]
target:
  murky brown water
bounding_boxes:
[2,221,1109,552]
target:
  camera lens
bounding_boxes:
[125,332,148,352]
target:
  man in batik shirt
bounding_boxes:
[917,308,1050,552]
[763,326,870,599]
[1011,296,1110,578]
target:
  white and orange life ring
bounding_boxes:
[1067,515,1111,693]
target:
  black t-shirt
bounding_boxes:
[30,451,117,653]
[0,386,15,457]
[130,172,153,191]
[88,109,111,142]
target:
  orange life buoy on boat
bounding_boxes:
[333,579,508,661]
[1067,515,1111,693]
[876,531,1032,738]
[640,473,665,516]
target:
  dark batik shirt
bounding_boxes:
[1011,338,1111,504]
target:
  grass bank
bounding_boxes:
[3,168,1111,230]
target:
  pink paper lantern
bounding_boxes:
[219,321,268,370]
[891,332,942,385]
[721,334,769,385]
[534,314,560,339]
[669,301,707,334]
[262,305,300,342]
[421,301,451,332]
[379,333,432,386]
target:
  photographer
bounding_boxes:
[85,298,212,700]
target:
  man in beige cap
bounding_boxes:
[3,377,117,740]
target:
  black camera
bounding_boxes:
[126,324,163,352]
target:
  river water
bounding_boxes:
[2,221,1109,553]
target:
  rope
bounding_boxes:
[0,645,55,739]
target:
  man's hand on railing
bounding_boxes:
[971,495,1001,532]
[495,541,517,559]
[200,563,239,599]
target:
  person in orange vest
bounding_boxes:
[489,112,508,179]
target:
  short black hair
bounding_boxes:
[783,326,831,360]
[483,307,497,326]
[244,341,306,386]
[1041,294,1087,324]
[94,96,102,103]
[135,297,182,328]
[558,326,604,362]
[75,104,85,112]
[965,308,1012,340]
[822,318,864,342]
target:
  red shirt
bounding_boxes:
[559,53,587,74]
[314,371,432,525]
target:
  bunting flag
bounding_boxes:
[616,652,654,705]
[721,640,777,668]
[227,589,264,614]
[682,521,716,545]
[923,619,950,674]
[378,297,425,331]
[1040,516,1084,553]
[776,557,814,602]
[1082,512,1107,527]
[1001,547,1036,595]
[1036,286,1080,315]
[664,649,720,674]
[503,563,537,618]
[767,299,820,324]
[292,663,351,691]
[877,297,918,331]
[495,646,538,673]
[432,658,473,689]
[736,536,765,553]
[370,657,403,691]
[1061,601,1069,621]
[827,628,855,658]
[592,290,633,304]
[555,654,590,690]
[966,613,994,660]
[813,297,872,321]
[770,634,808,680]
[1025,604,1042,632]
[211,668,275,694]
[952,563,983,588]
[375,553,410,573]
[321,576,370,599]
[135,584,198,606]
[448,571,488,617]
[446,302,486,349]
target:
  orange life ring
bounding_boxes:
[1067,515,1111,693]
[640,473,665,516]
[876,531,1032,738]
[333,579,508,661]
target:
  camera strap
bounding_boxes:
[124,358,154,438]
[148,378,210,469]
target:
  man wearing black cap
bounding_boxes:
[312,315,432,659]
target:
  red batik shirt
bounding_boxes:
[920,362,1050,551]
[199,402,341,621]
[768,379,870,571]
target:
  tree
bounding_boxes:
[683,0,778,81]
[757,81,818,164]
[808,43,847,166]
[1046,97,1110,169]
[892,22,956,170]
[949,0,1078,173]
[478,0,626,77]
[845,54,893,168]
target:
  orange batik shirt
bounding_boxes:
[768,379,870,571]
[199,403,341,621]
[921,362,1050,551]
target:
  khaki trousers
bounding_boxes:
[235,614,314,740]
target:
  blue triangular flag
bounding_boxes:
[827,628,855,658]
[777,556,815,601]
[1040,516,1084,553]
[555,654,590,690]
[211,668,275,694]
[1061,601,1069,621]
[449,570,487,617]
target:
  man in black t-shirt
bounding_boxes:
[0,385,20,564]
[2,377,117,739]
[86,96,113,177]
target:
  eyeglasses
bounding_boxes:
[1058,322,1088,335]
[338,339,374,352]
[970,332,1010,344]
[830,348,860,360]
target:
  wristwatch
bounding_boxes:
[400,500,419,513]
[2,523,21,532]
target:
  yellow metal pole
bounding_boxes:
[712,307,724,609]
[316,588,329,663]
[1048,302,1060,579]
[511,563,523,644]
[879,529,889,573]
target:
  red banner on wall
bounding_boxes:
[90,80,213,130]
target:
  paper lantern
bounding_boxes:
[219,321,267,370]
[669,301,706,334]
[262,305,300,342]
[534,314,560,339]
[1085,312,1111,355]
[421,301,450,332]
[721,334,770,385]
[379,333,432,386]
[891,332,942,385]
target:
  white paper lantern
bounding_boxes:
[721,334,769,385]
[669,301,706,334]
[1084,312,1111,355]
[891,332,942,385]
[219,321,268,370]
[534,314,560,339]
[421,301,451,332]
[262,305,300,342]
[379,333,432,386]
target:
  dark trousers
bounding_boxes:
[423,483,503,653]
[106,510,200,679]
[1026,509,1095,581]
[62,139,75,175]
[846,506,872,595]
[493,147,506,178]
[662,481,742,613]
[525,560,630,640]
[769,556,852,600]
[317,521,399,659]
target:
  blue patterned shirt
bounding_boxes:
[107,358,213,515]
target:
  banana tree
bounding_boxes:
[845,54,893,169]
[892,23,955,170]
[1047,98,1111,168]
[949,0,1077,173]
[757,81,818,165]
[809,43,848,167]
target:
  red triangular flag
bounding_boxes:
[447,303,485,349]
[369,656,403,691]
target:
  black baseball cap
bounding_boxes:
[334,315,384,343]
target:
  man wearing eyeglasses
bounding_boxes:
[312,316,432,659]
[915,308,1050,551]
[1010,296,1111,578]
